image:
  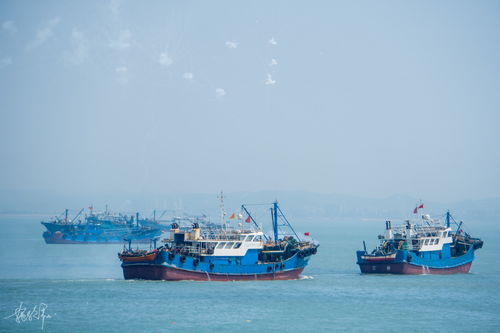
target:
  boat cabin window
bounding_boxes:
[447,231,451,237]
[216,242,226,249]
[233,242,242,249]
[225,242,235,249]
[254,235,262,242]
[245,235,254,242]
[424,239,430,245]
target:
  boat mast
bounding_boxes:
[64,209,68,223]
[446,211,451,228]
[271,201,279,244]
[219,191,226,229]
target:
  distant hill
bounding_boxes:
[1,189,499,222]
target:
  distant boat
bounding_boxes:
[41,209,161,244]
[119,200,319,281]
[356,211,483,274]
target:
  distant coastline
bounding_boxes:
[1,191,499,221]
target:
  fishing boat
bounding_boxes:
[356,211,483,274]
[41,209,162,244]
[119,200,319,281]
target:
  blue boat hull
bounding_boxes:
[357,261,472,274]
[43,230,161,244]
[356,246,475,274]
[43,236,152,244]
[121,250,312,281]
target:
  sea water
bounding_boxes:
[0,214,499,332]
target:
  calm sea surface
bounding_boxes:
[0,214,499,332]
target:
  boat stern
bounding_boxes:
[356,250,410,274]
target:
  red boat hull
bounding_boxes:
[358,262,472,274]
[122,264,304,281]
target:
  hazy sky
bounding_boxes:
[0,0,499,202]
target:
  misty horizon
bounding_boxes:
[1,1,499,209]
[2,189,499,223]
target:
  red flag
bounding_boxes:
[418,204,424,209]
[413,207,418,214]
[304,232,310,236]
[245,216,251,223]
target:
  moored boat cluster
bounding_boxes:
[40,197,483,280]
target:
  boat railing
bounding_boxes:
[391,225,446,239]
[201,234,241,241]
[381,239,421,251]
[171,245,215,255]
[200,230,255,241]
[391,225,443,234]
[405,243,421,251]
[185,245,204,254]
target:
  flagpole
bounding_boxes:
[219,191,226,231]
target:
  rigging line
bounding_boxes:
[277,206,301,242]
[450,213,474,234]
[157,210,169,220]
[239,203,274,207]
[240,205,270,241]
[450,214,461,227]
